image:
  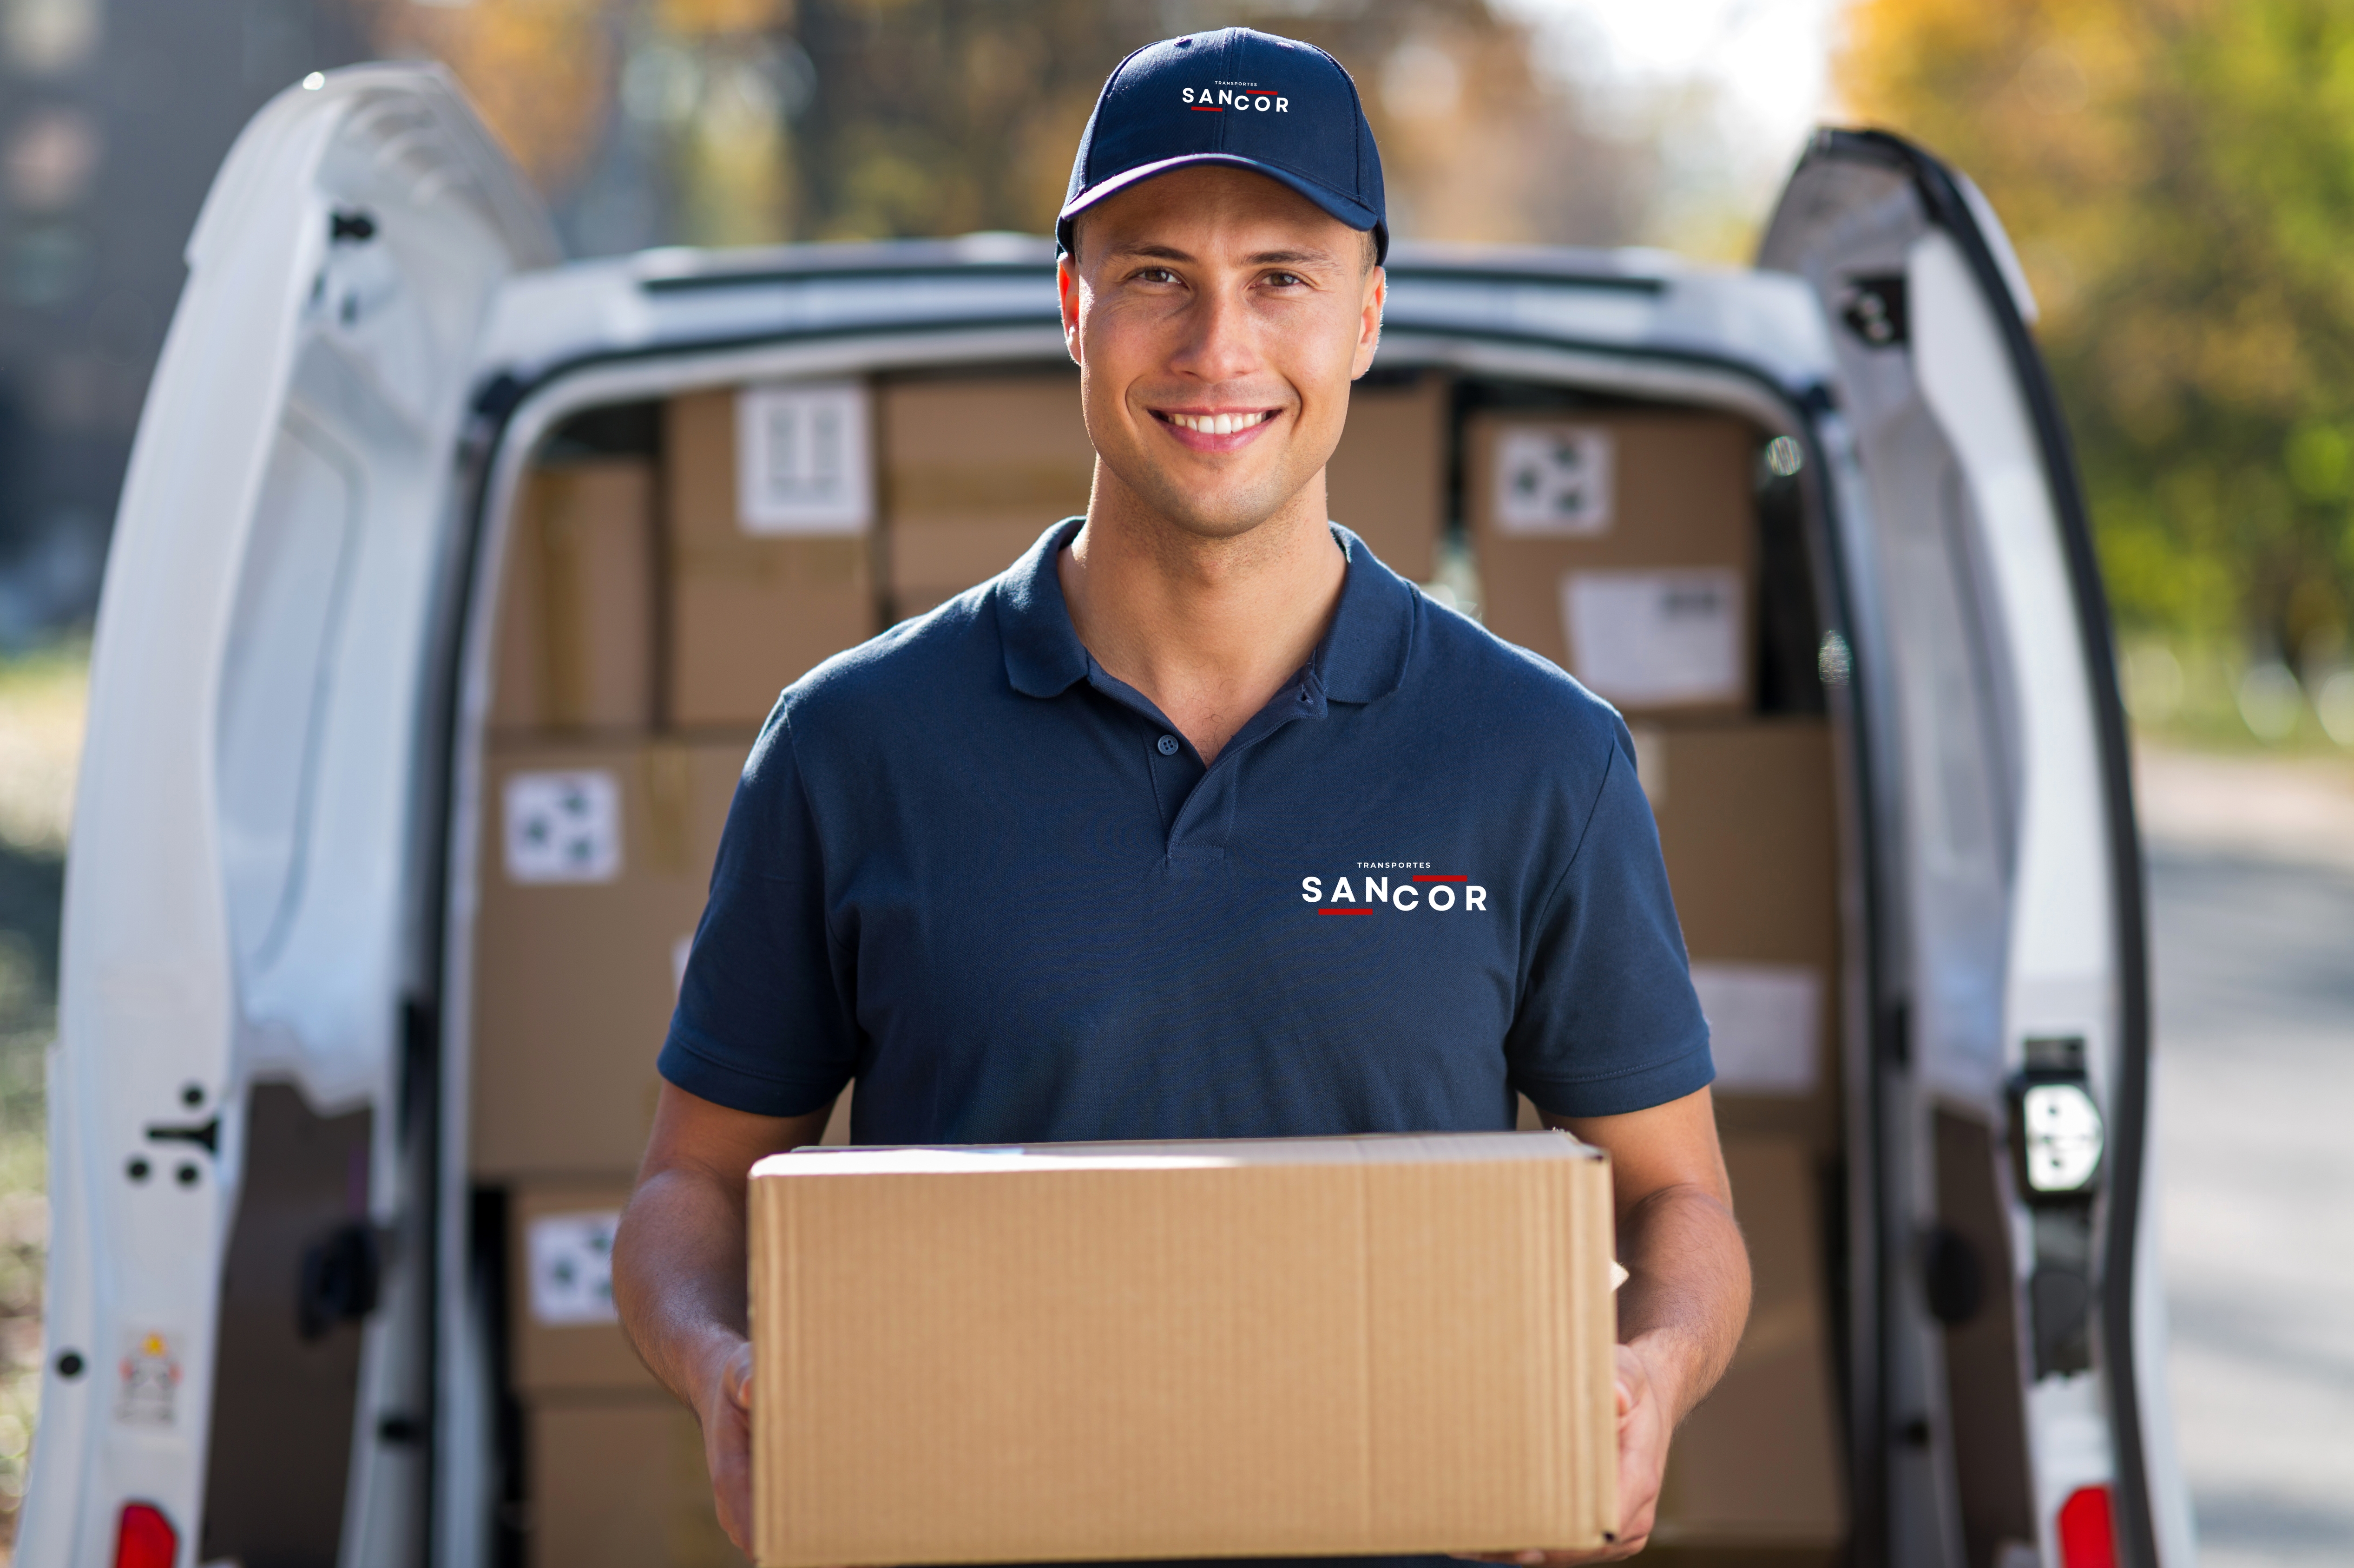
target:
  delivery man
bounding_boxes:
[613,26,1751,1564]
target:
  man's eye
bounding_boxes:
[1265,271,1305,288]
[1135,267,1178,284]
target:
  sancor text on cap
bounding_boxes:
[1058,27,1388,263]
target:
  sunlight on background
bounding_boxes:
[1502,0,1843,251]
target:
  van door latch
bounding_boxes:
[144,1116,219,1156]
[299,1222,382,1340]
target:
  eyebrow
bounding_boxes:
[1105,242,1343,268]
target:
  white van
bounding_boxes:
[23,65,2189,1568]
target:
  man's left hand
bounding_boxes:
[1453,1341,1673,1566]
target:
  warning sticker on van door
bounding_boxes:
[1561,567,1745,707]
[115,1329,182,1426]
[526,1210,623,1325]
[1493,424,1614,535]
[503,770,622,884]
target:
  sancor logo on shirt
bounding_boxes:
[1301,863,1488,915]
[1183,81,1291,112]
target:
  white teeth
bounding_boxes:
[1170,411,1268,434]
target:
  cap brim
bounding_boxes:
[1057,153,1386,262]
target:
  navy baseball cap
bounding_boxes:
[1058,28,1387,264]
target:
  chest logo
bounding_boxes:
[1302,867,1486,915]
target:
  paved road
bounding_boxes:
[2149,837,2354,1567]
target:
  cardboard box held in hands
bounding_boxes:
[746,1131,1620,1568]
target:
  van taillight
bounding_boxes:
[113,1502,177,1568]
[2058,1484,2116,1568]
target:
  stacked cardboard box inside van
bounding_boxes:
[1469,405,1846,1555]
[477,378,915,1565]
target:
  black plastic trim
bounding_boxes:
[1798,125,2159,1568]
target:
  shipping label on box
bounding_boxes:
[748,1132,1618,1568]
[1562,567,1746,709]
[1493,424,1615,536]
[1690,962,1823,1096]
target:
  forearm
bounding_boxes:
[1614,1181,1750,1423]
[612,1164,752,1407]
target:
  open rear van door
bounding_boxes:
[1760,131,2187,1568]
[22,66,553,1568]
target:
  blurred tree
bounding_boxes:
[362,0,1652,256]
[360,0,618,197]
[1841,0,2354,669]
[780,0,1650,249]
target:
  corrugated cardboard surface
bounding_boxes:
[510,1181,657,1395]
[667,390,880,728]
[1328,374,1449,582]
[470,737,749,1177]
[881,373,1092,607]
[528,1396,748,1568]
[1653,1137,1845,1547]
[1640,718,1841,1151]
[491,460,657,733]
[1466,409,1757,716]
[748,1133,1617,1567]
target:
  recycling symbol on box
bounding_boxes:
[1493,424,1615,536]
[503,769,623,885]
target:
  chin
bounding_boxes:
[1128,466,1310,542]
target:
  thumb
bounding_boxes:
[724,1342,756,1410]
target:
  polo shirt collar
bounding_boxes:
[997,517,1414,705]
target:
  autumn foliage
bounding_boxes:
[1842,0,2354,667]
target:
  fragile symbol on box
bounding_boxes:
[1562,567,1745,708]
[1494,425,1615,535]
[737,381,872,536]
[503,770,622,885]
[527,1210,624,1325]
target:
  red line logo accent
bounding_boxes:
[1412,874,1468,882]
[1190,105,1223,111]
[1317,908,1375,916]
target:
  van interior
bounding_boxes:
[463,362,1850,1568]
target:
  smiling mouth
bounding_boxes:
[1157,409,1276,435]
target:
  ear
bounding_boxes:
[1057,253,1084,366]
[1350,265,1386,381]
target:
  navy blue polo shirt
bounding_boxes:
[659,517,1713,1140]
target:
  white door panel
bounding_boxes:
[1762,130,2178,1568]
[23,65,550,1567]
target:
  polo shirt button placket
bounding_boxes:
[1157,734,1180,756]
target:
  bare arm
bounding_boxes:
[1467,1087,1749,1564]
[1559,1086,1749,1428]
[612,1083,831,1552]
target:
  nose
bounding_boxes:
[1166,280,1261,387]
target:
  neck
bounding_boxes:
[1058,460,1347,764]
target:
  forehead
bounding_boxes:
[1082,164,1354,256]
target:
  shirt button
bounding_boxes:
[1157,734,1180,756]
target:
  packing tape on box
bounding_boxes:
[671,536,867,585]
[888,461,1096,516]
[641,745,693,877]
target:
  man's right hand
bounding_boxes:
[613,1085,834,1560]
[699,1337,757,1552]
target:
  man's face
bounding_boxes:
[1057,165,1384,542]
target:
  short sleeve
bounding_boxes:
[1505,728,1714,1118]
[657,711,859,1118]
